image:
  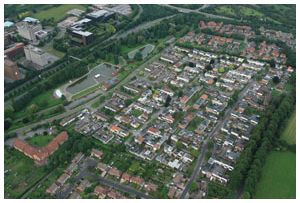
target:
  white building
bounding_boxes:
[24,45,51,67]
[16,18,42,41]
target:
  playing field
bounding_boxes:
[254,151,296,199]
[33,4,86,23]
[281,110,296,145]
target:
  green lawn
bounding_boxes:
[28,135,55,147]
[131,109,142,117]
[240,6,264,17]
[14,89,63,120]
[215,6,236,17]
[45,46,66,58]
[254,151,296,199]
[4,148,48,198]
[281,110,296,145]
[33,4,86,23]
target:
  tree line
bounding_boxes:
[226,72,296,198]
[12,60,88,112]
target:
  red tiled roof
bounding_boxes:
[121,173,131,182]
[13,131,69,164]
[147,127,158,134]
[130,176,144,185]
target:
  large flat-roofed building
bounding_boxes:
[16,17,42,41]
[24,45,57,68]
[68,18,92,31]
[86,9,115,21]
[4,58,22,82]
[69,30,94,46]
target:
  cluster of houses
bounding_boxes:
[167,172,188,198]
[259,27,296,51]
[13,131,68,165]
[46,152,85,196]
[57,41,293,196]
[96,161,158,193]
[94,185,128,199]
[179,25,289,65]
[198,20,295,53]
[201,100,260,183]
[242,41,287,64]
[198,21,255,38]
[201,60,293,185]
[179,32,243,55]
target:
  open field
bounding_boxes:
[215,6,236,17]
[4,148,48,198]
[33,4,86,23]
[45,46,66,58]
[28,135,55,147]
[13,89,63,120]
[240,6,264,17]
[254,151,296,199]
[281,110,296,145]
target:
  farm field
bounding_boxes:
[254,151,296,199]
[4,148,48,198]
[281,110,296,145]
[33,4,86,23]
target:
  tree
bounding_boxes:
[176,141,185,150]
[5,106,15,119]
[4,119,12,131]
[269,59,276,68]
[190,182,198,193]
[26,103,39,115]
[134,51,143,61]
[272,76,280,84]
[205,64,213,71]
[105,23,116,33]
[164,95,172,107]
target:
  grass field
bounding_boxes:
[281,110,296,145]
[45,46,66,58]
[240,6,264,17]
[4,148,47,198]
[215,6,236,17]
[33,4,86,23]
[28,135,55,147]
[14,89,63,120]
[254,151,296,199]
